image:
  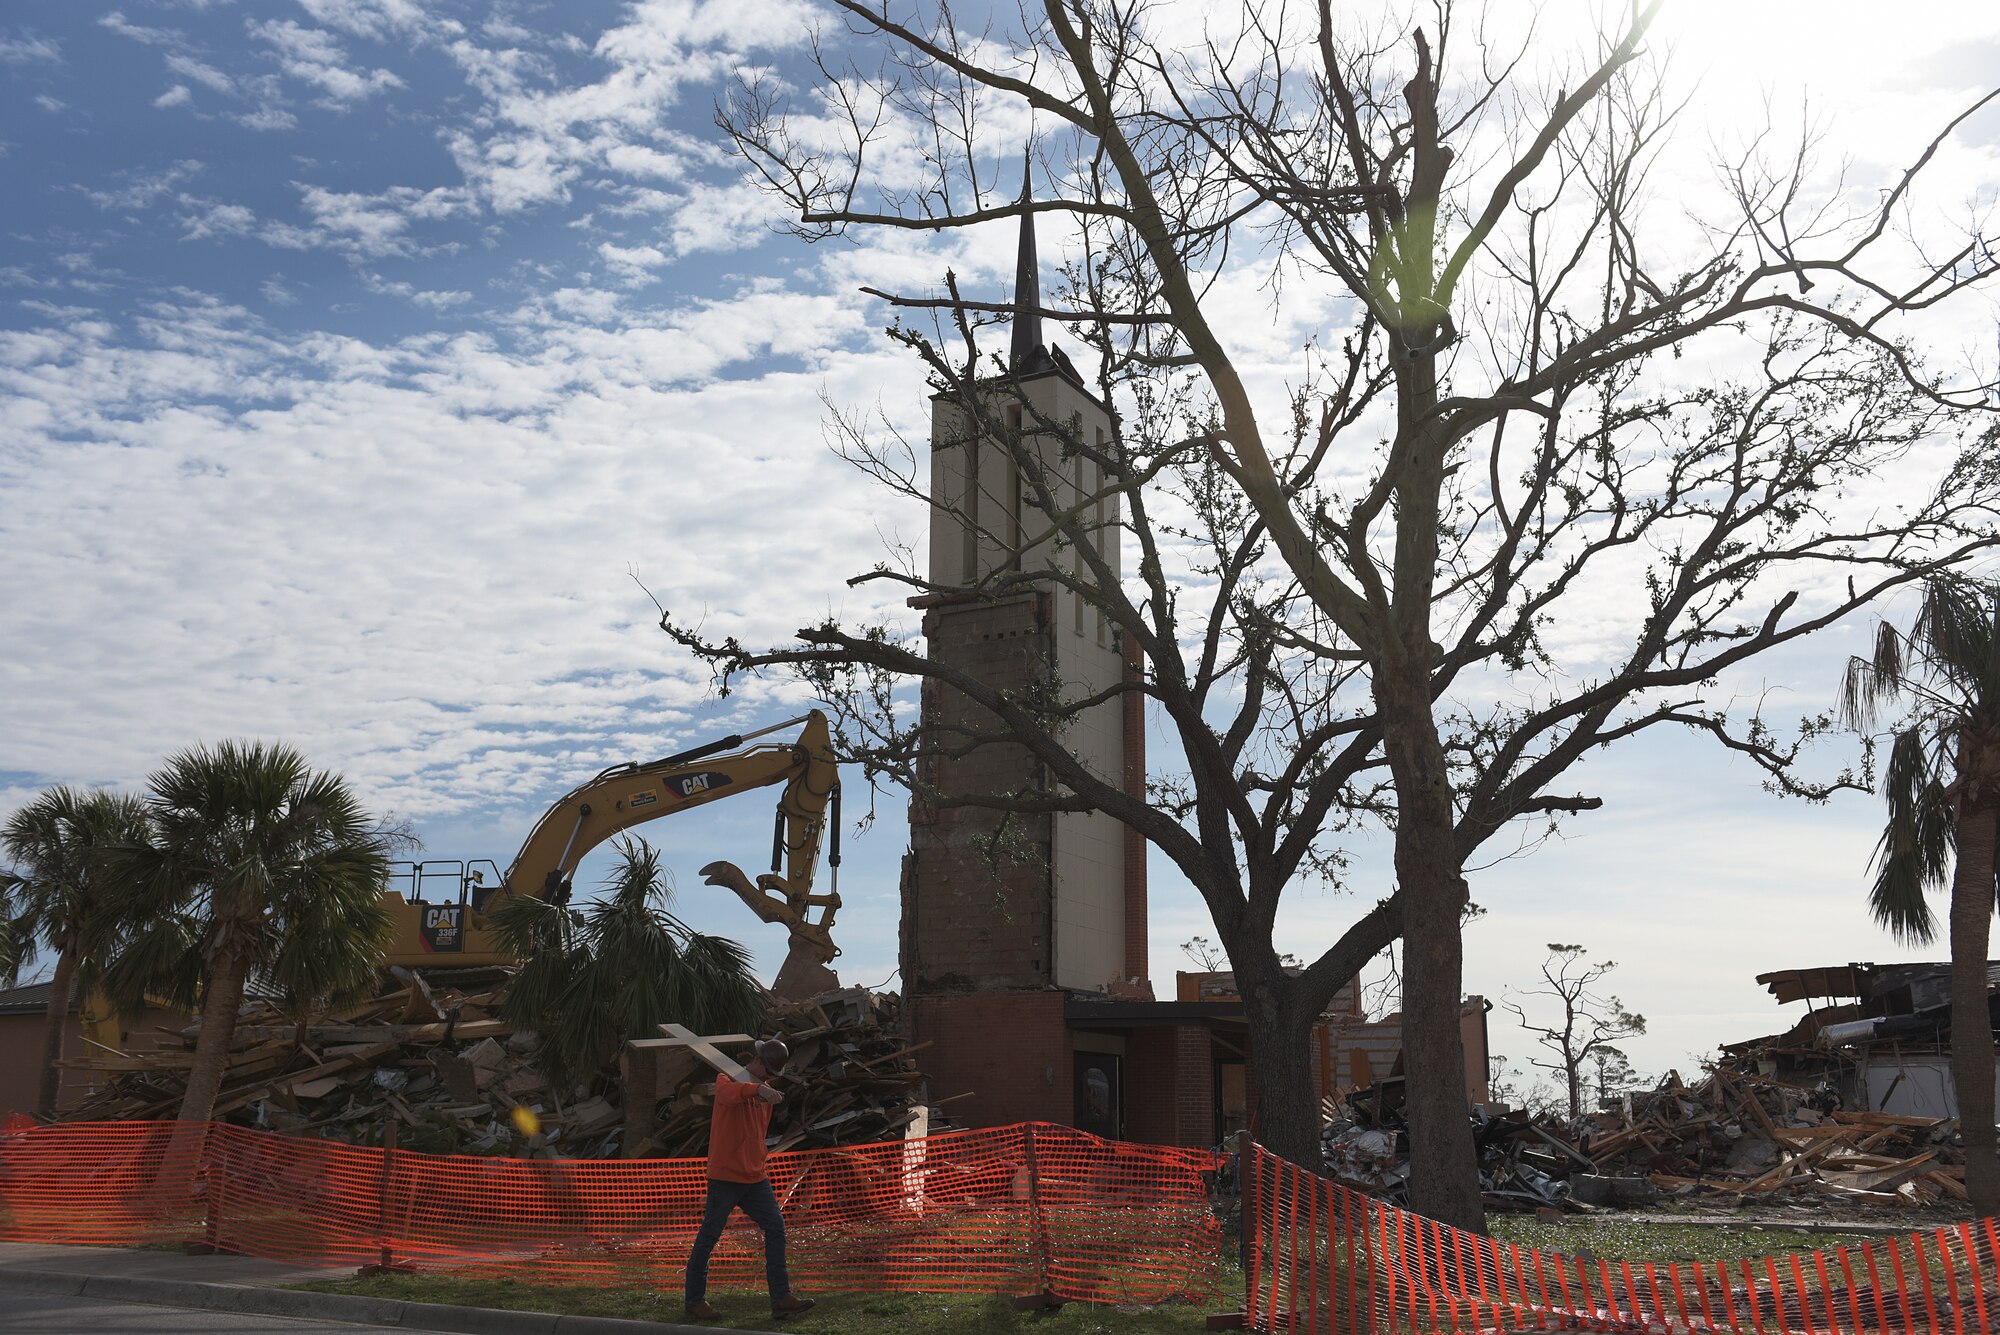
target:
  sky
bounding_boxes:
[3,0,1999,1102]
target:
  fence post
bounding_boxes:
[1011,1123,1064,1311]
[377,1116,398,1271]
[192,1125,226,1255]
[1208,1131,1253,1330]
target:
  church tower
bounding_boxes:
[900,159,1150,1138]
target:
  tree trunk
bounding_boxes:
[178,950,250,1123]
[1949,771,2000,1216]
[36,947,77,1119]
[1242,977,1324,1171]
[1379,681,1485,1233]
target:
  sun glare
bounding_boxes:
[1651,0,1968,99]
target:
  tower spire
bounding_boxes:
[1010,149,1042,369]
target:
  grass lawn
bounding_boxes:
[290,1217,1916,1331]
[293,1270,1245,1333]
[1489,1215,1882,1263]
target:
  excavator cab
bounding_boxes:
[382,859,506,953]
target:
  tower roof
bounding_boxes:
[1010,151,1044,370]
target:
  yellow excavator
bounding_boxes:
[377,711,844,1000]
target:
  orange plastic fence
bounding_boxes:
[1238,1140,1999,1334]
[0,1120,1221,1303]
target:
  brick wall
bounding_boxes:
[906,990,1071,1128]
[906,593,1058,992]
[1123,1024,1217,1148]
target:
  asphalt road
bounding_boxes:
[0,1289,402,1334]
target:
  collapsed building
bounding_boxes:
[1726,961,2000,1118]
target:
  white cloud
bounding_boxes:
[0,290,910,849]
[165,52,234,94]
[296,0,445,43]
[299,183,475,255]
[665,178,784,256]
[437,0,814,217]
[97,13,178,47]
[154,85,193,109]
[597,241,669,284]
[171,185,471,257]
[602,143,689,180]
[445,129,576,213]
[366,276,474,309]
[177,198,258,241]
[249,19,403,105]
[34,95,64,114]
[238,107,299,132]
[86,160,205,211]
[0,32,61,64]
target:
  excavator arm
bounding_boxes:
[379,711,843,997]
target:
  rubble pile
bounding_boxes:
[60,971,945,1161]
[625,987,948,1158]
[55,967,619,1154]
[1324,1067,1969,1213]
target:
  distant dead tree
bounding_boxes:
[678,0,2000,1227]
[1181,935,1229,972]
[1503,944,1646,1120]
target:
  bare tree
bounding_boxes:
[1486,1053,1563,1121]
[1502,944,1646,1120]
[662,333,1409,1184]
[1181,935,1229,972]
[688,0,2000,1227]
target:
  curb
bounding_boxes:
[0,1267,787,1335]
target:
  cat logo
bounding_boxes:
[628,790,660,809]
[420,904,463,953]
[667,771,733,800]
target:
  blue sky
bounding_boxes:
[5,0,2000,1099]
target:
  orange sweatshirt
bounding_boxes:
[706,1072,773,1183]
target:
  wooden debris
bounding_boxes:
[1335,1060,1973,1214]
[60,972,945,1163]
[622,987,948,1159]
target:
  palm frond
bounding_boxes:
[101,912,203,1015]
[503,836,767,1087]
[1909,577,1986,695]
[264,887,395,1019]
[1866,729,1951,945]
[1839,621,1906,729]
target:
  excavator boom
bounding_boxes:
[378,711,843,998]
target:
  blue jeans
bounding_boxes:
[684,1178,790,1303]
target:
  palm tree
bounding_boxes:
[1840,574,2000,1215]
[1,787,154,1117]
[493,836,766,1089]
[105,741,394,1123]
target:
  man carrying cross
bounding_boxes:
[683,1038,817,1322]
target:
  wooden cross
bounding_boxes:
[627,1023,755,1082]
